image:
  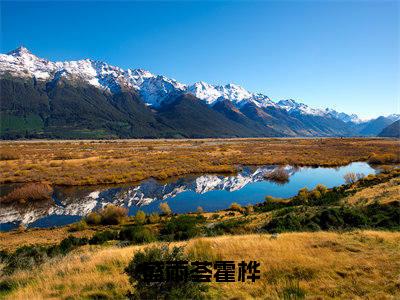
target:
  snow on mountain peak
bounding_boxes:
[277,99,326,116]
[0,47,363,120]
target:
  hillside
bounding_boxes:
[378,120,400,138]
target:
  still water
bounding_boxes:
[0,162,378,231]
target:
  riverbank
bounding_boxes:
[1,138,399,185]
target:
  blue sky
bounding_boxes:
[1,1,398,118]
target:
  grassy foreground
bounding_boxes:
[1,231,399,299]
[1,138,399,185]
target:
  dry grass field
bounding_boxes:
[2,231,399,299]
[0,138,399,186]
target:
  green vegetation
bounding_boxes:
[124,245,208,300]
[160,215,206,241]
[1,236,88,275]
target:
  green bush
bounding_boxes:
[160,215,206,241]
[2,245,49,275]
[134,210,146,225]
[119,226,156,244]
[2,237,88,274]
[55,236,88,255]
[68,220,88,232]
[263,203,400,233]
[124,245,208,299]
[89,230,119,245]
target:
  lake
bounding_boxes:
[0,162,379,231]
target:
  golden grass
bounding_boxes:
[3,231,400,299]
[0,138,399,185]
[345,176,400,206]
[0,182,52,204]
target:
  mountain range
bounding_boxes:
[1,46,398,139]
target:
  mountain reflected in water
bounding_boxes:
[0,163,378,230]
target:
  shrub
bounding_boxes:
[57,236,88,254]
[89,230,119,245]
[99,205,128,225]
[245,205,254,214]
[264,167,289,184]
[85,212,102,225]
[2,236,88,274]
[0,152,19,160]
[135,210,146,225]
[293,188,309,205]
[196,206,204,214]
[211,218,249,235]
[148,212,160,224]
[161,215,206,241]
[119,226,156,244]
[2,245,49,275]
[229,202,243,212]
[159,202,172,215]
[211,213,220,219]
[344,172,364,184]
[125,245,208,299]
[0,183,53,204]
[315,184,327,194]
[68,220,88,232]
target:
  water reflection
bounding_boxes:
[0,162,378,230]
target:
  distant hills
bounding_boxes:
[0,47,398,139]
[378,120,400,138]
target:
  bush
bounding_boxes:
[85,212,102,225]
[229,202,243,212]
[2,245,49,275]
[99,205,128,225]
[0,152,19,161]
[344,172,364,184]
[264,167,289,184]
[161,215,206,241]
[211,218,249,235]
[89,230,119,245]
[148,212,160,224]
[245,205,254,215]
[159,202,172,215]
[119,226,156,244]
[2,236,88,274]
[196,206,204,214]
[134,210,146,225]
[68,220,88,232]
[57,236,88,254]
[0,183,53,204]
[263,203,400,233]
[125,245,208,299]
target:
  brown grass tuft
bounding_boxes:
[0,182,53,204]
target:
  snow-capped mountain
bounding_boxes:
[1,46,397,139]
[0,47,345,114]
[277,99,327,117]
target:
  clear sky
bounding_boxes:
[1,1,399,118]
